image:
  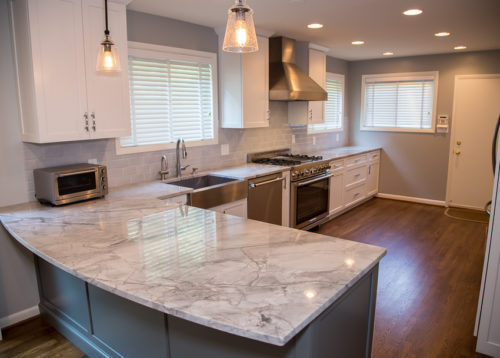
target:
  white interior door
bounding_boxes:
[446,75,500,210]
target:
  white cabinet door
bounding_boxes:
[329,172,344,215]
[210,199,247,218]
[307,48,325,125]
[219,36,269,129]
[241,36,270,128]
[282,171,290,227]
[82,0,131,139]
[287,48,326,125]
[10,0,131,143]
[12,0,88,142]
[366,162,379,197]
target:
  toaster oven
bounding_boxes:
[34,164,108,205]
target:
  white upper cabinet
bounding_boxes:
[10,0,131,143]
[288,47,327,125]
[218,35,270,129]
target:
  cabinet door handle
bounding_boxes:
[91,112,96,131]
[84,112,89,132]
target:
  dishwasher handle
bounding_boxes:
[249,177,285,188]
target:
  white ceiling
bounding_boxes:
[127,0,500,61]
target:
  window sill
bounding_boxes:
[307,127,343,134]
[360,126,435,134]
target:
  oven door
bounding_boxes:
[291,173,332,230]
[55,169,101,204]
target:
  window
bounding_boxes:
[361,71,438,133]
[308,73,344,133]
[117,42,218,154]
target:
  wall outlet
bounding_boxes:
[88,158,98,164]
[336,134,340,142]
[291,135,296,144]
[220,144,229,156]
[312,136,316,145]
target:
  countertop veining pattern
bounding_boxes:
[0,181,386,346]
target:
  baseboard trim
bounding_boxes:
[376,193,446,207]
[0,305,39,329]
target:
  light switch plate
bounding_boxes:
[336,134,340,142]
[312,136,316,145]
[88,158,98,164]
[292,135,296,144]
[221,144,229,156]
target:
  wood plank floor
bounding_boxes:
[0,198,491,357]
[318,198,490,358]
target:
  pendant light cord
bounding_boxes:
[104,0,109,36]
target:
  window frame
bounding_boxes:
[116,41,219,155]
[360,71,439,133]
[307,72,345,134]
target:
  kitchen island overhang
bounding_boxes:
[0,182,386,357]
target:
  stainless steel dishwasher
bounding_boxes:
[248,172,284,225]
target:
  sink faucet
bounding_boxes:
[159,155,169,180]
[176,138,187,177]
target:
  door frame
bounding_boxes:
[445,74,500,209]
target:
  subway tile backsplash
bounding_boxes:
[22,102,347,201]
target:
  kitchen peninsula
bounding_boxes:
[0,182,385,357]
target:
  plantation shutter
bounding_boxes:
[121,55,215,148]
[363,74,436,130]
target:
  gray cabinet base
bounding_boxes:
[35,257,379,358]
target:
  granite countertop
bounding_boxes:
[0,181,386,346]
[209,163,290,180]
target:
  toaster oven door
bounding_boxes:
[55,169,100,203]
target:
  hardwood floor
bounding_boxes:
[318,198,490,358]
[0,198,490,357]
[0,317,85,358]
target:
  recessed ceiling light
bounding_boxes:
[383,52,394,56]
[435,32,451,37]
[307,23,323,29]
[352,41,365,45]
[454,45,467,50]
[403,9,423,16]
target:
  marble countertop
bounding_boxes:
[314,146,382,161]
[0,181,386,346]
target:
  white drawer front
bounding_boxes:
[345,166,368,187]
[346,154,367,167]
[330,159,345,173]
[368,150,380,163]
[344,183,366,207]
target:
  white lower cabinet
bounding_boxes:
[366,161,380,197]
[329,170,344,216]
[328,150,380,217]
[210,199,248,218]
[282,171,291,227]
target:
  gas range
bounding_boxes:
[248,149,330,181]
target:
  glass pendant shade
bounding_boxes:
[223,0,258,53]
[96,36,121,72]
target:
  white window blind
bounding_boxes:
[361,72,438,132]
[309,73,344,132]
[119,43,217,152]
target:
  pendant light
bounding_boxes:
[96,0,121,72]
[222,0,258,53]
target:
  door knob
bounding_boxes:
[455,150,461,155]
[456,140,462,145]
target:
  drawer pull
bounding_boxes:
[354,192,360,197]
[354,173,361,177]
[334,164,341,168]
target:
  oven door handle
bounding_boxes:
[296,173,333,187]
[56,169,97,178]
[249,177,285,188]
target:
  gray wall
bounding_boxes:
[0,0,39,325]
[348,50,500,200]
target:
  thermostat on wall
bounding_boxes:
[436,114,449,133]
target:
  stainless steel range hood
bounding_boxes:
[269,37,327,101]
